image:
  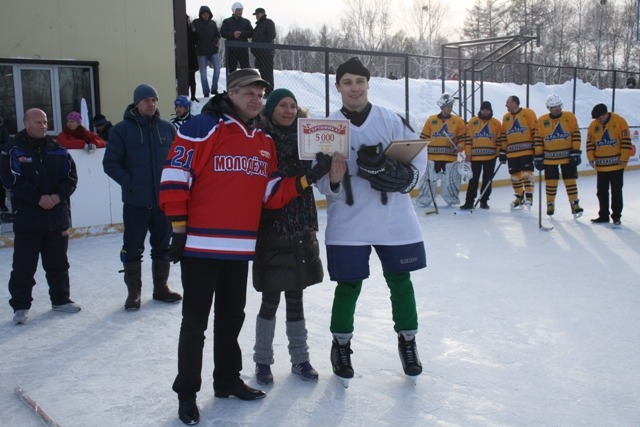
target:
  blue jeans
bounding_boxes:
[197,54,220,97]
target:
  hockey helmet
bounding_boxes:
[545,94,563,110]
[232,2,244,12]
[174,95,192,109]
[437,93,455,109]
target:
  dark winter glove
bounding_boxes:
[569,150,582,167]
[357,143,419,193]
[167,232,187,264]
[534,156,545,171]
[307,152,332,184]
[499,150,507,164]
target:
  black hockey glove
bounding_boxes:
[356,143,419,194]
[307,152,332,184]
[533,156,545,171]
[167,232,187,264]
[569,150,582,167]
[499,150,507,164]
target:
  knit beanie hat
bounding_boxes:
[336,57,370,83]
[591,103,608,119]
[93,114,108,127]
[480,101,492,111]
[133,84,159,105]
[264,88,297,118]
[66,111,82,123]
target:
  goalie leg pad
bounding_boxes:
[442,162,461,206]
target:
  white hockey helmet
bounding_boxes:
[545,94,563,110]
[437,93,455,109]
[232,2,244,12]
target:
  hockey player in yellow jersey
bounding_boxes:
[499,95,537,209]
[417,93,468,208]
[534,94,583,218]
[460,101,502,210]
[586,103,632,226]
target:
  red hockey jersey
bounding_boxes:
[159,110,302,261]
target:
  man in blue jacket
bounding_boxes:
[103,84,182,311]
[0,108,80,324]
[220,2,253,73]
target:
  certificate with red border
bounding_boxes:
[297,118,350,160]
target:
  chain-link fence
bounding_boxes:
[225,41,636,130]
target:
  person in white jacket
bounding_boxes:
[315,57,427,387]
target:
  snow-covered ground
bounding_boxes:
[1,170,639,426]
[2,66,640,426]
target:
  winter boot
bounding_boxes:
[510,194,524,209]
[123,261,142,310]
[480,201,490,209]
[459,201,474,210]
[330,334,354,379]
[398,331,422,377]
[255,364,273,386]
[152,259,182,303]
[571,199,583,218]
[547,202,555,216]
[524,192,534,207]
[287,320,318,381]
[253,315,276,385]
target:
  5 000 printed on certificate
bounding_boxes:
[297,118,350,160]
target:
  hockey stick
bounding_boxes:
[15,387,62,427]
[538,169,553,231]
[472,162,502,209]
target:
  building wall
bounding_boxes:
[0,0,178,123]
[0,0,180,246]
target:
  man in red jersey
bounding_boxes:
[159,68,330,425]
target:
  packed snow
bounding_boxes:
[1,68,639,426]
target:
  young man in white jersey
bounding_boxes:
[315,57,427,386]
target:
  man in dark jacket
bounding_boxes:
[0,108,80,324]
[251,7,276,96]
[0,116,12,214]
[220,2,253,73]
[192,5,221,98]
[103,84,182,311]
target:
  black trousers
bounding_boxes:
[465,158,497,204]
[172,256,249,400]
[9,229,71,310]
[226,47,250,73]
[596,169,624,221]
[253,51,274,95]
[121,204,171,262]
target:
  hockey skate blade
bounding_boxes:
[573,212,583,220]
[335,376,350,388]
[406,375,419,385]
[539,225,554,231]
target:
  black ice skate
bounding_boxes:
[331,338,354,388]
[398,334,422,384]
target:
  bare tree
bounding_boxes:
[339,0,392,52]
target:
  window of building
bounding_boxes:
[0,59,99,136]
